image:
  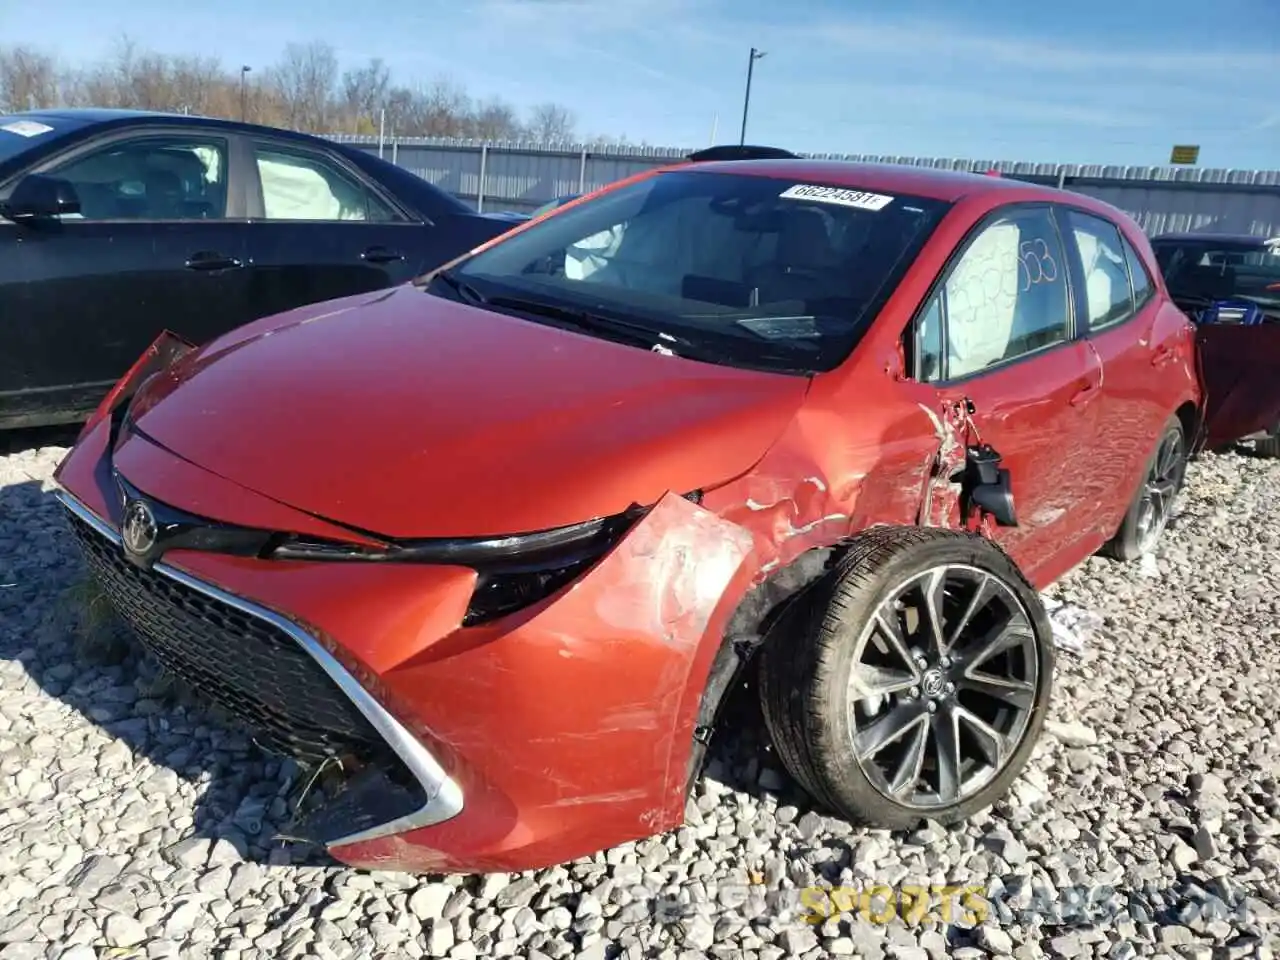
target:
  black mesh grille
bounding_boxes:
[66,509,386,765]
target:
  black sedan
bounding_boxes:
[0,109,522,429]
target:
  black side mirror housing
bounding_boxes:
[0,174,81,222]
[963,443,1019,528]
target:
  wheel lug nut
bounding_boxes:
[926,701,938,713]
[945,682,955,694]
[908,686,920,699]
[939,656,951,668]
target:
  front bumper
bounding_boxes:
[59,490,465,849]
[53,422,759,873]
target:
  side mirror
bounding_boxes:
[0,174,81,222]
[964,443,1019,528]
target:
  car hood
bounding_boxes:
[125,287,810,538]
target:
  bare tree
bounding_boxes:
[168,55,226,116]
[468,99,522,140]
[341,58,390,133]
[420,79,472,137]
[269,41,339,132]
[0,46,60,111]
[2,38,595,144]
[526,102,576,143]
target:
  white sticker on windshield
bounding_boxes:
[0,120,53,138]
[779,184,894,211]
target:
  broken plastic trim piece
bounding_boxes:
[75,330,196,448]
[55,490,466,849]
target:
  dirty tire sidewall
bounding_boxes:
[1103,415,1187,562]
[758,526,1055,832]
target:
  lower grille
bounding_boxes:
[65,508,386,765]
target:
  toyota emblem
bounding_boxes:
[121,498,158,557]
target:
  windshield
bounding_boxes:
[531,195,577,218]
[1157,238,1280,310]
[446,169,951,373]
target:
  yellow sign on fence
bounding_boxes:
[1170,145,1200,165]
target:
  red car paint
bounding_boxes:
[55,160,1227,873]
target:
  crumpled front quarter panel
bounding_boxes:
[344,492,758,872]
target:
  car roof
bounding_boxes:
[676,158,1060,203]
[5,108,345,147]
[17,108,192,123]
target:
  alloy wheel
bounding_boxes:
[1135,430,1185,554]
[845,564,1040,810]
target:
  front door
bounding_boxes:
[908,203,1103,584]
[0,130,249,425]
[239,139,427,320]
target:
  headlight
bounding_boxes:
[267,512,643,626]
[266,491,703,626]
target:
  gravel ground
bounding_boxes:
[3,435,1280,960]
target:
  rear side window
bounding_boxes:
[253,144,399,222]
[1122,235,1155,308]
[917,206,1071,381]
[1064,210,1134,330]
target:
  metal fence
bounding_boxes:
[329,134,1280,238]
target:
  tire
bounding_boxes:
[757,526,1054,831]
[1102,415,1188,562]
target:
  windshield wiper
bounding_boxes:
[483,292,700,355]
[429,269,488,305]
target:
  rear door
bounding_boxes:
[1054,207,1190,541]
[908,203,1104,583]
[0,128,249,424]
[239,137,428,319]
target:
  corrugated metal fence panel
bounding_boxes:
[1063,184,1280,237]
[332,135,1280,234]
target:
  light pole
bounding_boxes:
[739,47,766,146]
[240,65,251,122]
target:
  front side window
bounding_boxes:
[446,170,952,373]
[1065,209,1134,330]
[43,135,228,220]
[917,207,1071,381]
[254,144,398,222]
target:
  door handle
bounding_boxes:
[361,246,405,264]
[1070,380,1101,407]
[185,251,243,271]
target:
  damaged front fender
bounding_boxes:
[286,491,759,873]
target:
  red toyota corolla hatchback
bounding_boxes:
[55,160,1215,874]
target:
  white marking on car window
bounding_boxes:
[778,184,894,211]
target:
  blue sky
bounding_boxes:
[3,0,1278,169]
